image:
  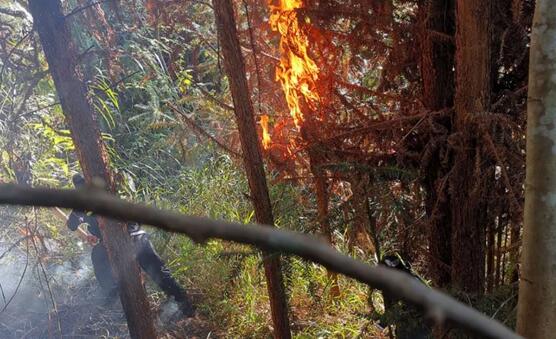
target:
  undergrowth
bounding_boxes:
[146,156,385,338]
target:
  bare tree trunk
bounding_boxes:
[418,0,455,288]
[517,2,556,337]
[28,1,157,338]
[449,0,491,293]
[348,174,377,255]
[308,151,340,298]
[211,1,291,338]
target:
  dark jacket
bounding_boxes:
[67,210,143,241]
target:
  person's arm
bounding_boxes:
[54,207,97,245]
[67,210,83,231]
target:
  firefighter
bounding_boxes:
[379,253,430,339]
[67,174,195,317]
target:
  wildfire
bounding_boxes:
[260,114,272,150]
[269,0,320,128]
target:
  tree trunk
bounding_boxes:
[308,151,340,298]
[348,174,377,255]
[517,2,556,337]
[28,1,157,338]
[211,1,291,338]
[418,0,455,288]
[449,0,491,293]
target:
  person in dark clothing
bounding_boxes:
[67,174,195,317]
[378,253,430,339]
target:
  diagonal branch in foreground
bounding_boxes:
[0,184,520,339]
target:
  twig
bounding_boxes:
[0,235,31,261]
[192,83,234,111]
[0,184,521,339]
[242,0,262,114]
[0,29,33,84]
[38,116,72,137]
[167,102,241,158]
[30,208,62,337]
[13,70,50,118]
[0,232,29,314]
[0,282,6,305]
[323,109,450,143]
[65,0,109,19]
[0,7,28,19]
[16,102,60,119]
[491,293,517,319]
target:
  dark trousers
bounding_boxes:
[90,235,190,305]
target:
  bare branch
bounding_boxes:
[192,82,235,111]
[167,102,241,158]
[0,184,521,339]
[0,7,28,19]
[64,0,109,19]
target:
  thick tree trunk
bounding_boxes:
[211,1,291,338]
[28,1,157,338]
[418,0,455,288]
[449,0,491,293]
[517,2,556,337]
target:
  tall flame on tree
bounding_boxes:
[262,0,321,150]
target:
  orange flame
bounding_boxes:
[269,0,320,128]
[260,114,272,150]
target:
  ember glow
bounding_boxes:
[269,0,320,128]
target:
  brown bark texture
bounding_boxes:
[449,0,491,293]
[348,174,377,254]
[211,1,292,338]
[28,1,157,338]
[418,0,455,288]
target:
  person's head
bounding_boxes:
[72,173,86,188]
[380,253,412,273]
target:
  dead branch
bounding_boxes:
[0,235,31,261]
[0,232,29,314]
[167,102,242,159]
[29,209,61,336]
[192,83,235,111]
[324,109,450,143]
[0,184,521,339]
[0,7,28,19]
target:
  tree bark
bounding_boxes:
[418,0,455,288]
[449,0,491,293]
[211,1,292,338]
[348,174,377,255]
[28,1,157,338]
[517,1,556,337]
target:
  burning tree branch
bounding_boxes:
[0,183,521,339]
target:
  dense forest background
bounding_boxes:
[0,0,540,338]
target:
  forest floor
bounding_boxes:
[0,239,218,339]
